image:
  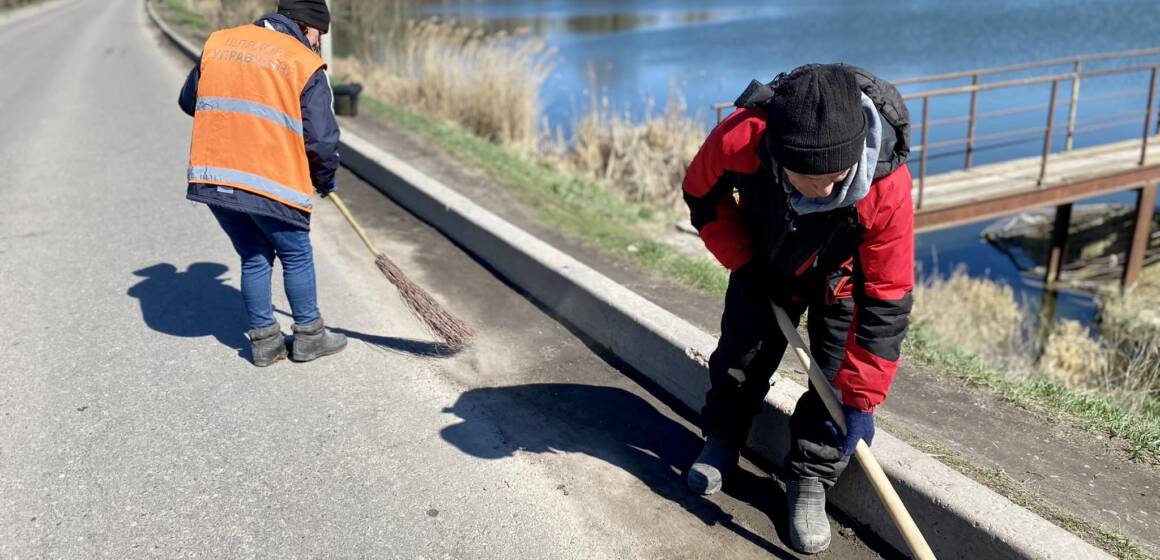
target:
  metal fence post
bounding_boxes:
[964,73,980,169]
[1140,67,1157,166]
[1038,79,1060,186]
[1065,60,1082,152]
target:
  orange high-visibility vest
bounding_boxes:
[187,24,326,212]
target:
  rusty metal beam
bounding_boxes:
[1044,203,1073,287]
[914,164,1160,232]
[1122,183,1158,289]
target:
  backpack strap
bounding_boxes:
[733,79,777,109]
[840,64,911,177]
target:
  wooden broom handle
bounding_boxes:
[326,193,381,257]
[772,304,936,560]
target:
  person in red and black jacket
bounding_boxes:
[682,64,914,554]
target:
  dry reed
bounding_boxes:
[1101,264,1160,339]
[339,18,554,151]
[555,90,705,210]
[1039,320,1106,386]
[911,267,1025,363]
[1092,265,1160,415]
[914,266,1160,415]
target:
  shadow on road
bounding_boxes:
[440,383,799,558]
[329,327,461,358]
[272,308,461,358]
[127,263,445,359]
[127,262,249,351]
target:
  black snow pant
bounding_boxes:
[702,266,853,487]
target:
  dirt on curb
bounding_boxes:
[339,112,1160,559]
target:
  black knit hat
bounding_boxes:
[766,64,866,175]
[277,0,330,34]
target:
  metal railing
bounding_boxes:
[904,63,1160,208]
[712,48,1160,209]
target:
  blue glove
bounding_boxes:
[839,405,874,456]
[317,181,337,197]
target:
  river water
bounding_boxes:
[363,0,1160,325]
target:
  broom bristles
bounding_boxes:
[375,253,474,347]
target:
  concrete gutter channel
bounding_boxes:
[147,3,1112,558]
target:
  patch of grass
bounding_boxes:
[904,327,1160,464]
[359,95,730,296]
[156,0,212,34]
[908,439,1149,560]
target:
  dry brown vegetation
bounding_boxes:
[911,267,1026,364]
[333,17,708,207]
[334,18,704,207]
[1039,320,1107,386]
[913,266,1160,417]
[337,19,554,150]
[1102,263,1160,339]
[554,91,704,210]
[1094,265,1160,414]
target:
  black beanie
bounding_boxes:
[277,0,330,34]
[766,64,866,175]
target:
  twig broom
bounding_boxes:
[327,193,474,347]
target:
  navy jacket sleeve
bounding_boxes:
[301,69,340,190]
[178,61,200,117]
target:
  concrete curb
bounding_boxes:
[145,3,1113,558]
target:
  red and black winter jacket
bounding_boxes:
[683,66,915,412]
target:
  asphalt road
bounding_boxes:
[0,0,895,557]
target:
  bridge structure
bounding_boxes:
[715,48,1160,289]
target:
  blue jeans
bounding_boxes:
[209,206,321,330]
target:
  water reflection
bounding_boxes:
[441,10,722,36]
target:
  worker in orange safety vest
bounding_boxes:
[179,0,346,367]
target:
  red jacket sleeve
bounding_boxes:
[682,109,765,270]
[834,165,915,412]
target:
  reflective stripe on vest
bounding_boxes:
[187,24,324,213]
[195,97,304,136]
[188,166,313,209]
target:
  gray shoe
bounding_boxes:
[788,477,831,554]
[687,433,740,495]
[290,319,347,362]
[248,324,287,367]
